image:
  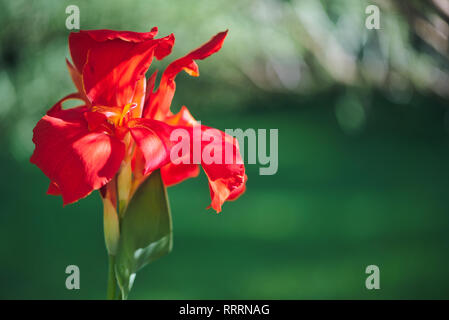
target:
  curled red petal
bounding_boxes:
[154,33,175,60]
[130,116,246,212]
[164,30,228,79]
[199,127,246,212]
[30,107,125,205]
[143,31,228,120]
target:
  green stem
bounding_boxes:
[107,255,117,300]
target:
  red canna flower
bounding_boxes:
[30,27,246,213]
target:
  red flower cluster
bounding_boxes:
[30,27,246,212]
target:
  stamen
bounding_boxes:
[90,104,137,127]
[119,103,137,126]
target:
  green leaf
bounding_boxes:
[115,169,173,299]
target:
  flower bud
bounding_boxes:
[103,197,120,255]
[117,160,132,216]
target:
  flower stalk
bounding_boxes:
[107,255,117,300]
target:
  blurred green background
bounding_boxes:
[1,0,449,299]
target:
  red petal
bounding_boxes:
[154,33,175,60]
[68,32,97,74]
[199,128,245,212]
[66,59,89,103]
[82,39,151,106]
[128,119,176,175]
[143,77,175,120]
[84,27,159,42]
[161,163,200,186]
[159,106,200,186]
[146,70,158,94]
[69,28,174,106]
[164,106,197,126]
[143,31,228,120]
[164,30,228,79]
[83,110,114,134]
[130,77,146,119]
[30,107,125,205]
[68,27,160,73]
